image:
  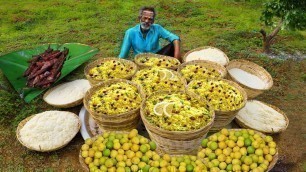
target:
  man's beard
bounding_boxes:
[140,22,151,31]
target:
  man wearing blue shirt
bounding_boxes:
[119,6,181,60]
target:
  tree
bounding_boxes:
[260,0,306,54]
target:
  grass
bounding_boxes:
[0,0,305,171]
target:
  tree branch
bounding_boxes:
[260,29,267,40]
[267,20,283,42]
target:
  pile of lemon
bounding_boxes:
[80,129,207,172]
[199,128,277,172]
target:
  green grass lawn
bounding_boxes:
[0,0,305,171]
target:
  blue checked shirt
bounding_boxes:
[119,24,180,58]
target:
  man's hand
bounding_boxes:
[173,40,181,62]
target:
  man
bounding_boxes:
[119,6,181,60]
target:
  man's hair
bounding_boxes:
[138,6,156,20]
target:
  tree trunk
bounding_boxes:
[260,20,283,54]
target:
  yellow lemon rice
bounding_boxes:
[89,82,142,115]
[144,93,213,131]
[132,67,185,96]
[188,79,244,111]
[180,64,222,82]
[88,60,136,80]
[136,56,180,69]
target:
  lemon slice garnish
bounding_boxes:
[163,103,175,117]
[158,69,174,80]
[153,102,168,116]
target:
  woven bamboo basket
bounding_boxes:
[213,129,279,172]
[83,79,145,132]
[84,57,138,86]
[140,90,215,155]
[187,79,247,131]
[226,59,273,99]
[182,46,229,66]
[16,112,81,152]
[134,53,181,70]
[177,60,227,83]
[43,79,90,108]
[235,100,289,134]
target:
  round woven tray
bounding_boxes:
[83,79,145,132]
[16,112,81,152]
[84,57,138,86]
[226,59,273,99]
[182,46,229,66]
[140,90,215,155]
[43,79,89,108]
[235,100,289,134]
[187,78,248,131]
[134,53,181,70]
[177,60,227,83]
[208,129,279,172]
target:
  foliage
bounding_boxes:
[260,0,306,30]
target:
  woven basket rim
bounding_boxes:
[226,59,273,91]
[140,90,215,135]
[16,111,81,152]
[83,79,145,118]
[182,46,229,65]
[177,60,228,80]
[84,57,138,82]
[187,78,248,113]
[235,100,289,134]
[43,79,88,108]
[134,53,181,69]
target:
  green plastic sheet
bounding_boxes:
[0,43,99,102]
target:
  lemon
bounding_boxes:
[159,69,174,80]
[153,102,168,116]
[163,102,175,117]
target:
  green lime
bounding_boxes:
[149,141,157,151]
[142,165,151,172]
[103,149,111,157]
[208,153,216,160]
[125,167,131,172]
[108,135,116,141]
[141,156,149,163]
[247,146,255,154]
[209,141,218,150]
[201,139,209,148]
[186,164,194,172]
[226,164,233,171]
[234,131,242,137]
[244,138,252,146]
[140,144,148,153]
[106,141,114,149]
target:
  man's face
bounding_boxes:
[140,10,154,30]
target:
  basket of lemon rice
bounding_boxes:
[132,67,187,97]
[199,128,278,171]
[83,79,145,132]
[84,57,138,86]
[140,90,215,155]
[134,53,181,70]
[177,60,227,83]
[187,79,247,131]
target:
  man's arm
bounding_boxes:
[157,24,181,60]
[173,40,181,61]
[119,30,132,59]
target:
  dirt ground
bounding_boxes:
[0,60,305,172]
